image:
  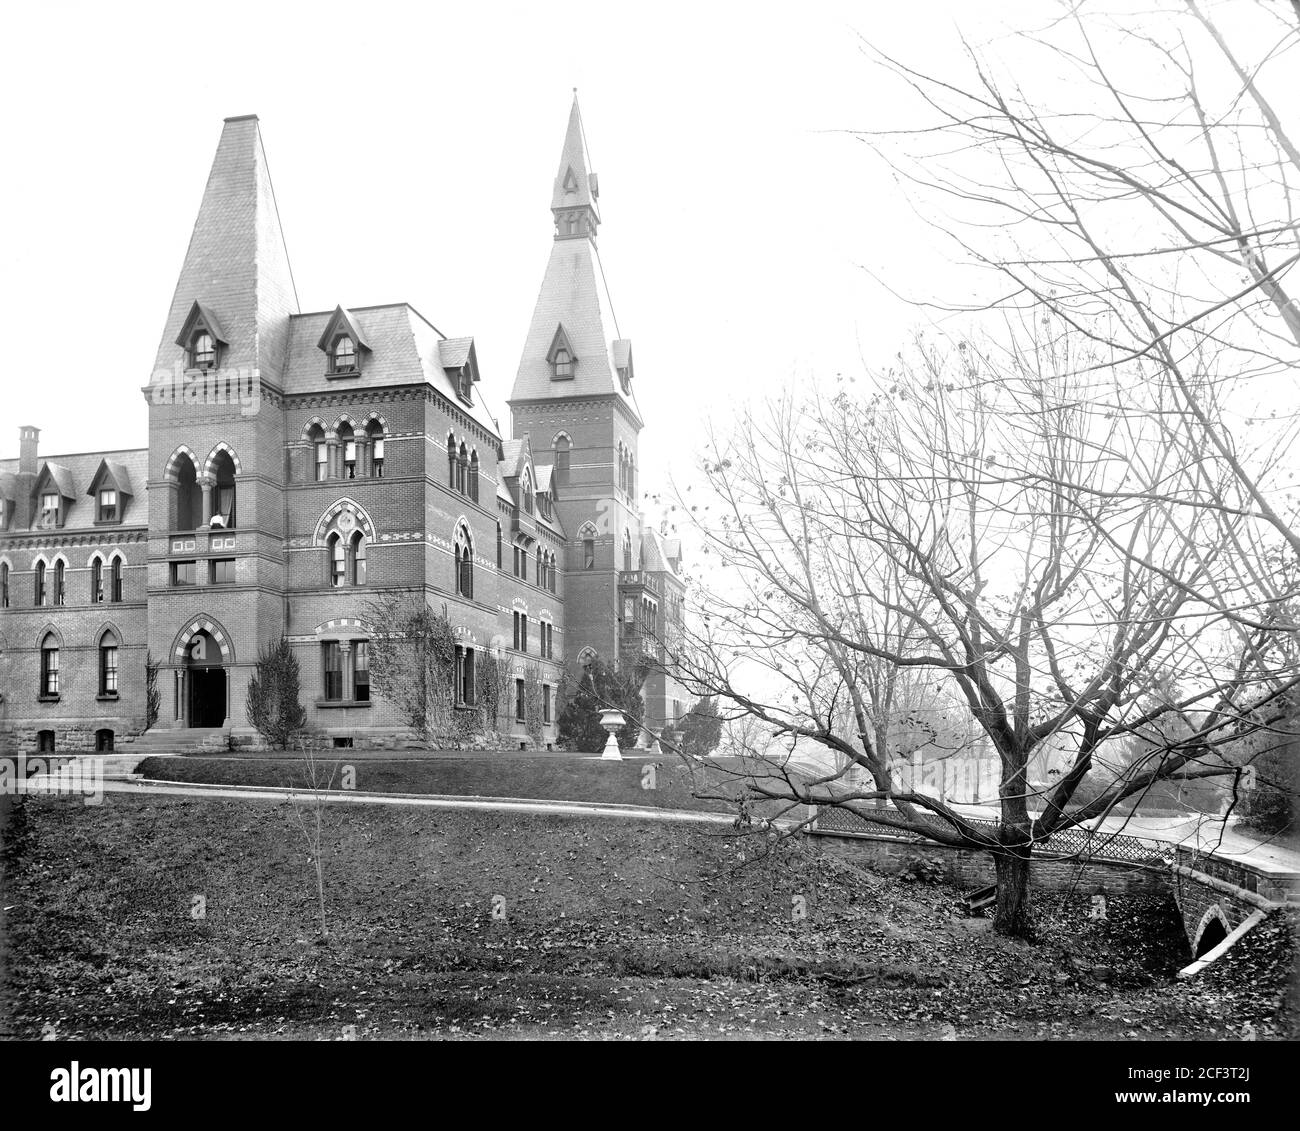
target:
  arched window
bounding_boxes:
[329,533,346,587]
[191,330,216,370]
[496,523,503,570]
[350,531,366,586]
[35,561,47,606]
[175,454,201,531]
[40,633,59,696]
[536,551,543,588]
[457,443,469,496]
[618,447,626,494]
[332,334,357,374]
[522,471,533,515]
[99,630,119,696]
[308,424,328,481]
[583,536,595,570]
[210,450,237,528]
[469,450,480,503]
[0,562,8,608]
[447,434,457,487]
[623,530,633,573]
[554,435,571,484]
[367,420,385,478]
[549,552,557,593]
[628,456,636,501]
[455,524,474,599]
[109,557,123,603]
[53,560,66,605]
[91,558,104,603]
[339,423,357,480]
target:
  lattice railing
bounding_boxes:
[810,804,1167,867]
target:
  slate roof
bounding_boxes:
[511,100,643,422]
[510,237,642,417]
[152,115,298,383]
[89,458,135,499]
[282,304,501,436]
[551,96,599,215]
[0,448,148,530]
[641,527,682,578]
[439,337,475,369]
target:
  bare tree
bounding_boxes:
[681,333,1278,936]
[859,0,1300,614]
[288,739,341,940]
[363,593,456,745]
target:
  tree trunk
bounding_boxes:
[992,851,1032,937]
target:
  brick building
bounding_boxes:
[0,100,688,753]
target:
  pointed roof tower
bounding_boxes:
[152,114,299,382]
[511,95,640,420]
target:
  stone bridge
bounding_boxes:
[1169,844,1299,970]
[807,804,1300,964]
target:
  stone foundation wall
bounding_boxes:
[812,830,1167,896]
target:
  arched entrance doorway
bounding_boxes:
[171,618,234,729]
[187,629,227,727]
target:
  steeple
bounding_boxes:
[152,114,299,382]
[511,96,639,420]
[551,92,600,242]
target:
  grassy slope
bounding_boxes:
[135,754,771,815]
[4,791,1292,1040]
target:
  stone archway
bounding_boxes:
[1193,905,1231,958]
[170,617,234,728]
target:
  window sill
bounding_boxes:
[96,693,119,702]
[326,370,361,380]
[315,698,372,709]
[38,695,60,704]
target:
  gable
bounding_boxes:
[86,459,135,500]
[35,462,76,500]
[316,305,371,354]
[173,300,229,349]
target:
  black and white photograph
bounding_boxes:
[0,0,1296,1096]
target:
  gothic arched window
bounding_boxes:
[455,524,474,599]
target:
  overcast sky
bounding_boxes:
[0,0,1048,495]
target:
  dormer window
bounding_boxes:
[176,302,228,371]
[40,492,60,528]
[191,331,217,370]
[618,366,631,394]
[457,365,472,403]
[547,325,576,380]
[331,335,357,374]
[98,489,118,523]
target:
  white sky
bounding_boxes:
[0,0,1041,496]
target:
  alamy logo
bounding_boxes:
[0,756,103,805]
[50,1062,151,1111]
[151,362,261,416]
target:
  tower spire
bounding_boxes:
[551,93,600,241]
[152,115,299,381]
[512,96,637,417]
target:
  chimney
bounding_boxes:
[19,426,39,475]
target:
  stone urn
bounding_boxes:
[598,708,626,761]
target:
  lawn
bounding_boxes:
[1,791,1294,1040]
[134,753,781,816]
